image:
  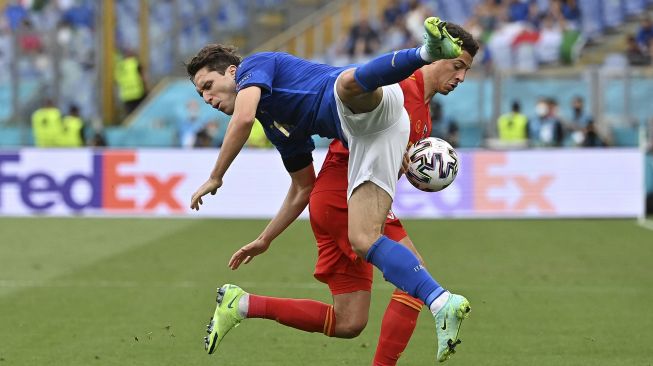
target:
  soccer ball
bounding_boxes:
[405,137,459,192]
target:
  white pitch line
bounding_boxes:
[637,218,653,231]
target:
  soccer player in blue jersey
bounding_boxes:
[188,17,472,362]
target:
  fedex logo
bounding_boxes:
[472,153,554,213]
[395,152,555,215]
[0,151,184,213]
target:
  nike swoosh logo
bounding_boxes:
[391,51,399,67]
[441,317,447,331]
[228,296,237,309]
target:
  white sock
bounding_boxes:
[419,46,434,62]
[238,293,249,318]
[429,291,451,316]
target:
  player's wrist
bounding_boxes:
[209,173,223,181]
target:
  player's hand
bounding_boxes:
[228,238,271,270]
[190,177,222,211]
[398,151,410,179]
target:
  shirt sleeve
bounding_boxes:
[236,53,276,97]
[282,152,313,173]
[272,136,315,162]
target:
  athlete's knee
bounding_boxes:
[334,316,368,338]
[348,229,375,259]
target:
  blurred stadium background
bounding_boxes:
[1,0,653,365]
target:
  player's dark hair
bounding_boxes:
[445,22,480,57]
[186,44,242,79]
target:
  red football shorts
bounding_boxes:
[309,189,407,295]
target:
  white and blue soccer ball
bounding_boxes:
[406,137,459,192]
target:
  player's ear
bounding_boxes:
[227,65,237,77]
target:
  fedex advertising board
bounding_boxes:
[0,148,644,218]
[393,149,643,218]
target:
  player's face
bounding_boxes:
[432,51,473,95]
[193,66,238,115]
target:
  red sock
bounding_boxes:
[247,294,336,336]
[373,289,423,366]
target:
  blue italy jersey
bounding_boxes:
[235,52,350,158]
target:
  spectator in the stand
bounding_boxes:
[536,98,564,147]
[535,14,563,65]
[567,96,592,146]
[474,0,502,37]
[345,17,381,61]
[558,0,581,30]
[381,18,414,53]
[382,0,408,27]
[59,104,85,147]
[177,99,204,149]
[464,15,485,42]
[497,100,529,145]
[530,97,546,139]
[625,34,651,66]
[31,98,62,147]
[636,16,653,53]
[194,120,224,148]
[404,0,430,43]
[19,19,43,54]
[429,100,460,148]
[507,0,530,22]
[89,132,107,147]
[511,22,539,71]
[446,121,460,148]
[114,49,148,115]
[5,2,28,31]
[581,120,606,147]
[569,96,592,129]
[528,0,545,28]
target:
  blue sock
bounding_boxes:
[366,235,445,307]
[353,48,429,92]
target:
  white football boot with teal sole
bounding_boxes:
[434,294,471,362]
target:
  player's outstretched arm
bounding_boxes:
[228,163,316,269]
[190,87,261,210]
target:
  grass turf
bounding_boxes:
[0,218,652,365]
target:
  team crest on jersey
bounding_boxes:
[414,119,425,137]
[413,119,429,141]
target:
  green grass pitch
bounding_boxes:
[1,218,652,365]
